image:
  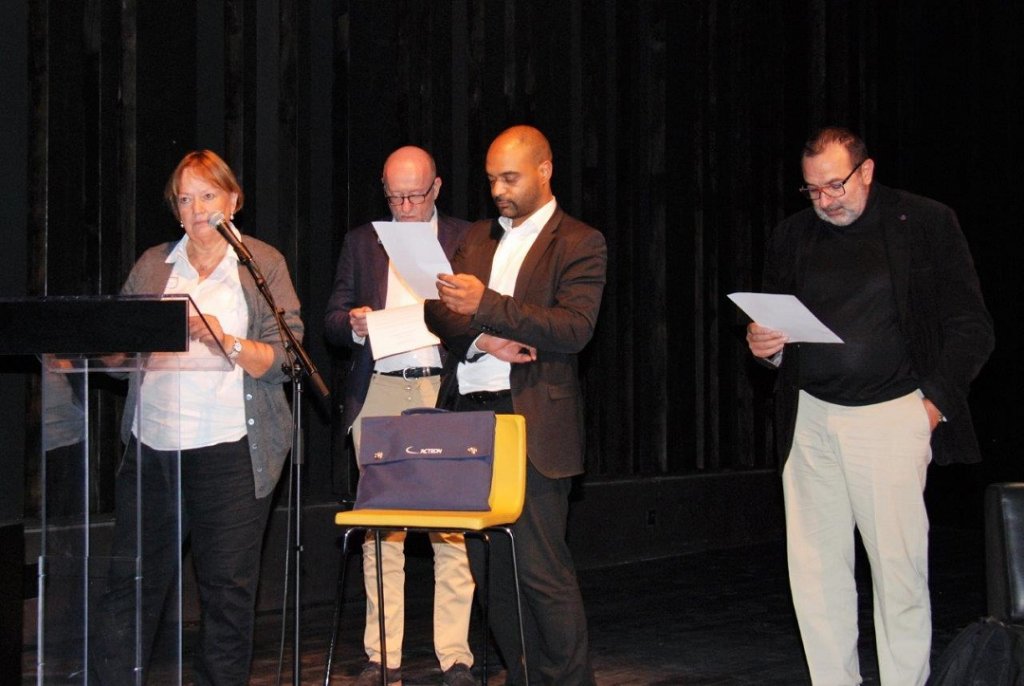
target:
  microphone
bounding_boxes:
[208,211,254,263]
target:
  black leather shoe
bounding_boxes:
[354,661,402,686]
[442,662,477,686]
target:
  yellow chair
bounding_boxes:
[322,413,529,686]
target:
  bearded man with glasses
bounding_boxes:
[745,126,993,685]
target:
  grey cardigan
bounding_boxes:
[119,236,304,497]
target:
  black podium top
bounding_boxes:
[0,295,190,355]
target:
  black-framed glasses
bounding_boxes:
[384,179,437,206]
[798,158,865,200]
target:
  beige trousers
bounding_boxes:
[353,373,475,670]
[783,390,933,686]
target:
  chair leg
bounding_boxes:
[480,532,490,686]
[476,527,529,685]
[324,527,360,686]
[503,527,529,685]
[374,529,388,686]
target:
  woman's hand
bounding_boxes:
[189,314,275,378]
[189,314,226,353]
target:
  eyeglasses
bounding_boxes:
[384,179,437,207]
[798,159,865,200]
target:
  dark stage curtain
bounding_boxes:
[9,0,1023,515]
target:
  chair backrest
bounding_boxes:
[987,483,1024,622]
[488,414,527,520]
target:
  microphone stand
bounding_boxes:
[225,233,329,686]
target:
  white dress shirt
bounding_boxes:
[362,209,444,372]
[456,197,557,393]
[135,235,248,450]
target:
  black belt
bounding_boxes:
[378,367,442,379]
[459,389,512,403]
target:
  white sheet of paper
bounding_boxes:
[727,292,844,343]
[372,221,453,299]
[365,304,440,360]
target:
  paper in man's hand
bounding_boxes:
[727,292,843,343]
[372,221,453,299]
[365,304,440,359]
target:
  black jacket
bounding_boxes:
[324,215,470,431]
[763,184,994,467]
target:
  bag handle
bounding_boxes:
[400,407,450,416]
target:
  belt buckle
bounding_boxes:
[402,367,416,381]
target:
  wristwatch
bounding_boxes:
[228,337,243,360]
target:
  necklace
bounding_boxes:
[193,260,220,278]
[188,244,228,279]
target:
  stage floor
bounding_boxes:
[21,525,984,684]
[246,526,984,685]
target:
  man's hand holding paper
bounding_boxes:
[365,304,439,360]
[728,292,843,344]
[746,322,788,359]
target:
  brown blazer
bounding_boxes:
[425,206,607,478]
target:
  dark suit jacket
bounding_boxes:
[425,206,608,479]
[324,214,470,431]
[763,183,994,467]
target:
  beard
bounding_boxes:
[813,201,860,227]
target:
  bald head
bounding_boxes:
[486,125,554,227]
[382,146,440,222]
[489,125,553,166]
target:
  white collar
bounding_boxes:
[498,196,557,235]
[166,233,240,270]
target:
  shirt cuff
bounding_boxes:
[466,336,485,362]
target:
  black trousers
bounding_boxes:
[91,436,273,686]
[453,392,595,686]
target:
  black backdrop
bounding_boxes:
[2,0,1022,529]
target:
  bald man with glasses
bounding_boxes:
[746,126,993,685]
[325,146,476,686]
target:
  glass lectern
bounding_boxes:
[1,295,231,685]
